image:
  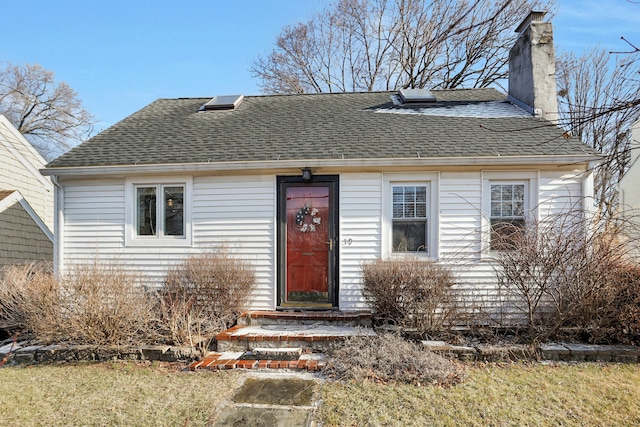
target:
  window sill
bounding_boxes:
[125,237,192,248]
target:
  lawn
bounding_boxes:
[0,362,243,426]
[1,361,639,426]
[319,362,640,426]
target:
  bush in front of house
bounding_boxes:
[0,261,156,345]
[0,262,59,338]
[58,261,157,345]
[160,248,257,348]
[493,212,640,344]
[361,258,458,338]
[323,333,464,386]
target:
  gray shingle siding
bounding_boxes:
[48,90,595,168]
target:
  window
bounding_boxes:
[135,184,185,238]
[490,183,526,250]
[392,185,428,252]
[126,177,192,246]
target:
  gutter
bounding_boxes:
[41,154,602,177]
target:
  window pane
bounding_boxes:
[416,187,426,203]
[393,203,403,218]
[502,185,513,200]
[491,185,501,201]
[404,203,415,218]
[405,187,416,203]
[514,184,525,200]
[392,220,427,252]
[164,186,184,236]
[490,219,525,250]
[393,187,403,203]
[137,187,156,236]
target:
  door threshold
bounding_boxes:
[277,303,335,311]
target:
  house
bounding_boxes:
[43,12,598,313]
[0,115,54,267]
[619,120,640,222]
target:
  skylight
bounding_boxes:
[199,95,244,111]
[398,88,436,104]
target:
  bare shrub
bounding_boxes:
[323,333,464,386]
[56,262,156,345]
[160,249,257,348]
[0,262,59,336]
[493,211,640,343]
[361,258,458,337]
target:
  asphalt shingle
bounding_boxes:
[47,89,595,168]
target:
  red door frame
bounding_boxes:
[277,175,339,309]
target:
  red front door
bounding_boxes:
[278,177,337,308]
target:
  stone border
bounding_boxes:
[422,341,640,363]
[0,340,199,365]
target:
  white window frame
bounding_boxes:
[125,176,193,247]
[382,173,439,259]
[481,171,538,256]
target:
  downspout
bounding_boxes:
[50,175,64,279]
[582,162,596,222]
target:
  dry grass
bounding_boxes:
[318,362,640,426]
[0,362,242,426]
[1,361,639,426]
[323,333,464,386]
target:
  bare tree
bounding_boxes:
[251,0,549,94]
[556,47,640,218]
[0,62,95,160]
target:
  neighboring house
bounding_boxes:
[0,115,54,267]
[619,120,640,222]
[43,12,599,313]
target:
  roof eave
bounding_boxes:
[41,154,601,177]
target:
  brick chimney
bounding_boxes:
[508,11,558,123]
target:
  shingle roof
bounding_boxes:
[47,89,596,168]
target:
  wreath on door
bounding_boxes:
[295,202,322,232]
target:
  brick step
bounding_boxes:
[216,323,377,353]
[237,310,372,328]
[189,351,325,372]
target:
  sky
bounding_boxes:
[3,0,639,134]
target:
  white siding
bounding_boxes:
[339,173,383,310]
[193,175,275,310]
[439,172,483,260]
[62,176,276,310]
[60,168,587,315]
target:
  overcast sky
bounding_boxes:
[3,0,638,133]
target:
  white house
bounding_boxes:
[0,115,54,267]
[43,13,598,312]
[619,120,640,220]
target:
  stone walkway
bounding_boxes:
[213,372,320,427]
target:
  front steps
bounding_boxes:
[215,310,376,353]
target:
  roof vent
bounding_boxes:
[398,88,436,104]
[199,95,244,111]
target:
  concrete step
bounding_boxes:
[216,323,377,353]
[237,310,372,328]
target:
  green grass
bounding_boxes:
[0,362,242,426]
[318,362,640,426]
[1,362,640,426]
